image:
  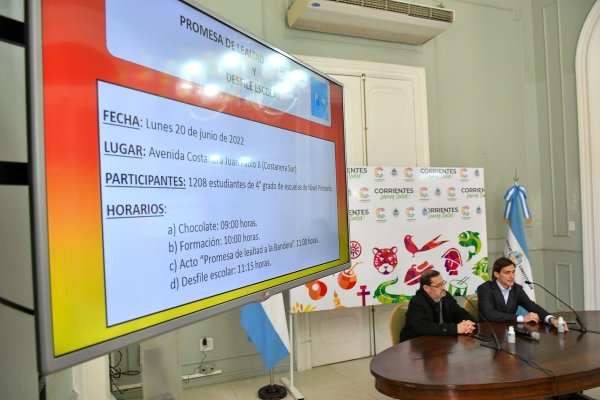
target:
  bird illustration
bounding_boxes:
[404,234,449,257]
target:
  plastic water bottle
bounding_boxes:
[557,316,565,333]
[508,326,516,343]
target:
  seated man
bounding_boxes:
[400,269,476,342]
[477,257,566,330]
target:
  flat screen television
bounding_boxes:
[30,0,349,374]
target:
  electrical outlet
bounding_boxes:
[200,363,215,374]
[201,337,214,351]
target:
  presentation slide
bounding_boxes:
[99,81,339,325]
[105,0,332,127]
[33,0,349,373]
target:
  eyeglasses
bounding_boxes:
[428,280,447,289]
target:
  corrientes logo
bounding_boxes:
[359,187,370,201]
[347,167,368,180]
[374,187,414,200]
[348,209,369,222]
[420,167,456,180]
[405,207,416,222]
[461,187,485,199]
[461,205,471,219]
[375,207,386,221]
[447,186,456,200]
[422,207,458,220]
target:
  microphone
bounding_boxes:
[514,327,540,340]
[463,295,501,350]
[524,280,587,333]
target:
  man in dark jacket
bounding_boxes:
[400,269,476,342]
[477,257,565,330]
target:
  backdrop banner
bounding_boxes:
[290,166,488,312]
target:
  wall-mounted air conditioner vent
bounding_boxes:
[287,0,455,45]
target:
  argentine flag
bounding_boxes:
[240,293,290,371]
[503,183,535,300]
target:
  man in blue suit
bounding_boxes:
[477,257,566,330]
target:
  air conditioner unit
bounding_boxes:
[287,0,455,45]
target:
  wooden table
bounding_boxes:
[370,311,600,399]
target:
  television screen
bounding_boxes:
[30,0,349,374]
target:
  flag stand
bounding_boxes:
[258,370,287,399]
[280,311,304,399]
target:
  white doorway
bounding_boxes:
[293,56,430,368]
[577,0,600,311]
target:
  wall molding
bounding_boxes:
[554,262,573,311]
[542,2,571,237]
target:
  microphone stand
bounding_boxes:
[524,280,587,333]
[464,295,502,350]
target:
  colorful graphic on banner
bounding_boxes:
[290,166,489,312]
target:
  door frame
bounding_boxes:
[291,57,430,370]
[297,56,430,168]
[576,0,600,310]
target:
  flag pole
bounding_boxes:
[280,311,305,399]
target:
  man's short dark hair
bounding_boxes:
[419,269,441,288]
[491,257,515,281]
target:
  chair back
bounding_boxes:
[463,294,479,320]
[389,302,410,345]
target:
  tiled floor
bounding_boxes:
[182,356,600,400]
[183,357,387,400]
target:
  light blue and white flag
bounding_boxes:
[240,293,290,371]
[503,183,535,300]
